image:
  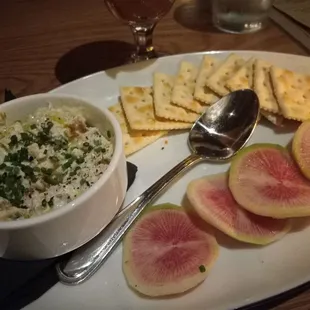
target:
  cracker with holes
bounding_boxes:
[153,72,199,122]
[270,66,310,121]
[109,102,167,156]
[194,55,220,104]
[253,59,280,113]
[170,61,205,113]
[120,86,192,131]
[226,57,255,91]
[206,53,245,96]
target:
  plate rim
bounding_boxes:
[50,49,309,94]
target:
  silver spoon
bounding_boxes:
[56,89,260,285]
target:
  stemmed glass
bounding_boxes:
[104,0,175,63]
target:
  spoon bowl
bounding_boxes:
[189,89,259,160]
[57,89,260,285]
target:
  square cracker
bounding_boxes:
[170,61,206,113]
[153,72,199,122]
[226,57,255,91]
[206,53,245,96]
[270,66,310,121]
[120,86,192,131]
[253,59,280,113]
[109,102,167,156]
[194,55,220,104]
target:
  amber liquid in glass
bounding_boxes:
[105,0,173,23]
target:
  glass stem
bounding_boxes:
[129,23,157,61]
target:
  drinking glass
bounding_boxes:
[212,0,273,34]
[104,0,175,63]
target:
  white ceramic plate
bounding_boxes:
[25,51,310,310]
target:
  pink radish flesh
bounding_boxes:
[187,173,290,244]
[129,209,216,284]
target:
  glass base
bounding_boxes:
[213,14,268,34]
[214,22,265,34]
[127,50,171,64]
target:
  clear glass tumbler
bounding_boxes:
[212,0,273,34]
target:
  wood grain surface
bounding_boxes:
[1,0,310,309]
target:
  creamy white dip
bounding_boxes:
[0,105,113,221]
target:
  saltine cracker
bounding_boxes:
[153,72,199,122]
[171,62,205,113]
[206,53,245,96]
[253,59,280,113]
[120,86,192,131]
[109,103,167,156]
[270,66,310,121]
[226,57,255,91]
[194,55,220,104]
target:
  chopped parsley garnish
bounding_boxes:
[49,156,58,162]
[76,157,84,164]
[64,153,72,159]
[0,107,113,219]
[4,147,29,164]
[62,158,74,170]
[41,167,53,175]
[94,147,105,153]
[43,174,63,185]
[69,166,80,177]
[48,197,54,207]
[20,132,32,146]
[9,135,18,148]
[41,121,54,135]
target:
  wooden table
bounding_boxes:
[0,1,310,309]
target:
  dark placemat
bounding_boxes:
[0,90,138,310]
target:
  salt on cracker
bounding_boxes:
[260,110,284,127]
[120,86,192,131]
[253,59,280,113]
[170,62,205,113]
[194,55,220,104]
[206,53,245,97]
[153,72,199,122]
[109,102,167,156]
[270,66,310,121]
[226,57,255,92]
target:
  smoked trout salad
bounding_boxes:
[0,105,113,221]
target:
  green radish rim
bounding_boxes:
[122,203,219,297]
[292,121,310,180]
[187,172,291,246]
[229,143,310,218]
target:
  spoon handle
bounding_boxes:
[56,153,203,285]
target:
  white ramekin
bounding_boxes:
[0,93,127,260]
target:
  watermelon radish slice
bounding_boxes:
[187,173,290,245]
[122,203,219,297]
[229,143,310,218]
[292,121,310,179]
